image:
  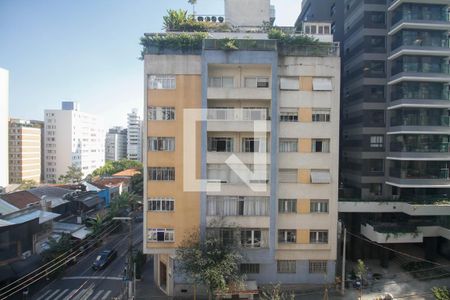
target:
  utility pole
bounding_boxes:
[113,216,134,299]
[341,226,346,296]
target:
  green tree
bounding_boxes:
[19,179,38,190]
[356,259,367,299]
[131,172,143,196]
[87,213,105,235]
[58,165,83,184]
[176,231,243,300]
[188,0,197,16]
[432,287,450,300]
[91,160,142,177]
[260,284,295,300]
[41,233,72,263]
[163,9,188,31]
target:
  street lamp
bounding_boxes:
[112,217,134,299]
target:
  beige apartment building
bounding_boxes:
[9,119,43,184]
[143,0,340,296]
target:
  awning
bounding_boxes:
[311,170,331,184]
[71,227,92,240]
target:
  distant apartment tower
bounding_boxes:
[143,0,340,296]
[44,101,105,182]
[105,127,127,161]
[9,119,43,183]
[0,68,9,189]
[127,109,142,161]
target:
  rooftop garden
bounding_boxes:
[140,10,337,58]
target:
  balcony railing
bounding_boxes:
[391,89,450,101]
[392,11,450,28]
[203,39,277,51]
[392,63,450,76]
[390,142,450,153]
[392,37,450,52]
[207,108,269,121]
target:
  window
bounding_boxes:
[309,261,327,274]
[278,230,296,243]
[280,109,298,122]
[242,138,267,153]
[369,12,385,25]
[280,77,299,90]
[207,196,269,216]
[312,109,331,122]
[310,200,329,213]
[242,107,268,120]
[368,159,384,173]
[208,76,234,88]
[148,107,175,120]
[148,137,175,151]
[277,260,296,273]
[148,167,175,181]
[310,230,328,244]
[312,78,332,91]
[240,264,260,274]
[279,139,298,152]
[278,199,297,213]
[240,229,266,248]
[245,77,270,88]
[148,75,176,89]
[370,136,384,148]
[312,139,330,153]
[279,169,298,183]
[310,169,331,184]
[148,228,174,242]
[208,137,233,152]
[369,183,383,196]
[148,198,175,211]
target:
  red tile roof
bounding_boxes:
[112,169,140,177]
[91,178,130,189]
[0,191,41,209]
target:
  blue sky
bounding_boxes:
[0,0,301,128]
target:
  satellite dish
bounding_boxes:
[197,16,204,21]
[218,16,224,23]
[206,16,211,22]
[211,16,217,22]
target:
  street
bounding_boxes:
[29,221,142,300]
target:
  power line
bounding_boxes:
[0,223,122,300]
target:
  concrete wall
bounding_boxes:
[0,68,8,188]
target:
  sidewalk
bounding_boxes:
[135,255,171,300]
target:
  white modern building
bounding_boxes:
[127,109,142,162]
[0,68,9,189]
[44,101,105,182]
[105,127,127,161]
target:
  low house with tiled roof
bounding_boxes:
[91,177,131,201]
[112,168,140,178]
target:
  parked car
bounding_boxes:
[92,249,117,270]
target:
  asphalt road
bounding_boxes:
[29,222,143,300]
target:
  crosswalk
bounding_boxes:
[34,288,114,300]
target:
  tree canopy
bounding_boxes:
[176,232,243,299]
[91,160,142,177]
[58,165,83,184]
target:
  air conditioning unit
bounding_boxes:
[22,250,32,260]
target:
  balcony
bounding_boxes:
[339,200,450,216]
[389,134,450,159]
[361,223,423,243]
[207,108,271,132]
[387,160,450,187]
[389,31,450,60]
[390,8,450,35]
[390,82,450,107]
[207,87,272,100]
[389,63,450,85]
[388,0,450,12]
[207,152,271,164]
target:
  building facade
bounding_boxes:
[143,2,340,295]
[105,127,127,161]
[0,68,9,189]
[8,119,43,184]
[306,0,450,263]
[127,109,142,162]
[44,101,105,182]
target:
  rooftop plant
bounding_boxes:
[140,32,207,58]
[163,9,229,32]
